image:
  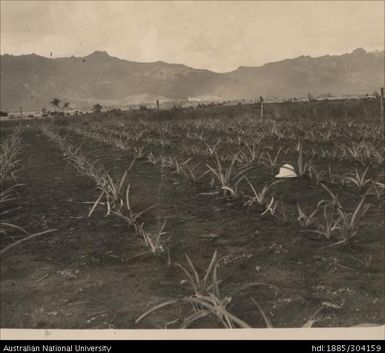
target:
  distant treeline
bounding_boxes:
[1,96,382,128]
[87,97,382,122]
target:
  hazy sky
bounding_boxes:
[1,1,384,72]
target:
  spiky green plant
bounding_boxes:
[0,128,22,185]
[308,203,339,240]
[333,194,371,247]
[307,164,326,186]
[260,148,282,172]
[297,203,319,228]
[204,139,221,155]
[244,179,282,209]
[135,220,169,255]
[0,184,26,236]
[261,197,280,216]
[172,158,201,184]
[205,153,250,198]
[136,250,275,328]
[296,140,310,177]
[251,298,323,328]
[344,165,372,191]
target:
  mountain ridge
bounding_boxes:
[1,48,384,111]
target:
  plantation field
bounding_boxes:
[1,109,384,329]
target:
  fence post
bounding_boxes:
[19,106,22,128]
[259,96,264,119]
[156,99,160,113]
[308,92,313,119]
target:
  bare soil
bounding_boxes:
[1,121,384,329]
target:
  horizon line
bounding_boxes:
[1,47,384,74]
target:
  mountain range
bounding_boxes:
[0,48,384,111]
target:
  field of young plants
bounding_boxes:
[1,104,384,329]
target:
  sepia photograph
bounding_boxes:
[0,0,384,340]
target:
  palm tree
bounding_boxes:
[93,104,103,113]
[49,98,60,122]
[50,98,60,109]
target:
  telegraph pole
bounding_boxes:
[19,106,22,129]
[380,87,384,123]
[379,87,384,141]
[308,92,313,119]
[259,96,264,119]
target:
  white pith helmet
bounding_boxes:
[275,163,297,178]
